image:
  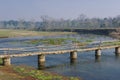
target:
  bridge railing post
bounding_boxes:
[38,54,45,69]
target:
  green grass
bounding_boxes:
[85,39,93,43]
[102,41,120,46]
[0,30,11,38]
[26,38,67,45]
[26,38,88,46]
[0,58,3,65]
[13,66,80,80]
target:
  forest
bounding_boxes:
[0,14,120,31]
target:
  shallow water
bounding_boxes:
[11,49,120,80]
[0,34,119,80]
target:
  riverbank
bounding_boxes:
[0,29,118,80]
[0,65,80,80]
[0,29,76,38]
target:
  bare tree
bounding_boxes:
[17,19,25,29]
[110,28,120,39]
[28,19,36,30]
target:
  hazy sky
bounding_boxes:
[0,0,120,20]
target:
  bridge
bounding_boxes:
[0,45,120,69]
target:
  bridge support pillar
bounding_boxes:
[115,47,120,56]
[38,54,45,69]
[95,49,101,57]
[70,51,77,63]
[3,57,11,66]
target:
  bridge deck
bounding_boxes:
[0,45,119,58]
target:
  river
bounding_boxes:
[0,34,119,80]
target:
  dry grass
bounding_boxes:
[0,29,76,38]
[0,66,23,80]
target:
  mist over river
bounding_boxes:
[0,34,119,80]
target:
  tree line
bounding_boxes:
[0,14,120,31]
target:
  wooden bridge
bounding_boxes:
[0,45,120,69]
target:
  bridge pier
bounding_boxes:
[70,51,77,63]
[115,47,120,56]
[95,49,101,57]
[3,57,11,66]
[38,54,45,69]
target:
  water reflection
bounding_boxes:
[46,63,71,69]
[38,62,45,70]
[70,58,77,65]
[115,55,120,61]
[95,56,101,62]
[115,53,120,56]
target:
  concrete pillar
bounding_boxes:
[70,51,77,59]
[3,57,11,66]
[115,47,120,56]
[70,51,77,64]
[38,54,45,69]
[95,49,101,57]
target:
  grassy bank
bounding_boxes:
[0,65,80,80]
[26,38,87,46]
[14,66,80,80]
[102,40,120,46]
[0,29,76,38]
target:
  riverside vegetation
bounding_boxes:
[0,55,80,80]
[0,65,80,80]
[14,66,80,80]
[26,38,88,46]
[102,40,120,46]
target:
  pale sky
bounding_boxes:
[0,0,120,20]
